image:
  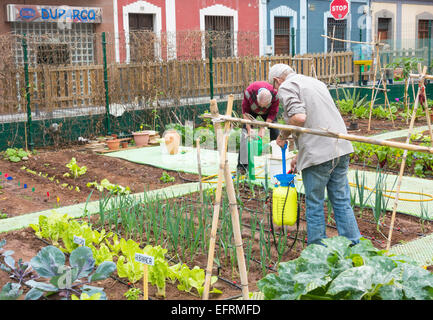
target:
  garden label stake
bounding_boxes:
[386,66,428,251]
[134,253,154,300]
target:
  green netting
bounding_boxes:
[102,145,239,177]
[389,233,433,266]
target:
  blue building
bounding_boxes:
[259,0,370,55]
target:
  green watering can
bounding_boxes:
[247,136,270,180]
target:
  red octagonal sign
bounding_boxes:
[330,0,349,20]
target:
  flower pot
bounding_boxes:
[132,131,150,147]
[106,139,121,150]
[121,141,129,148]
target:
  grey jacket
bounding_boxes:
[278,73,353,171]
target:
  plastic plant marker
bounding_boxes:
[4,174,7,178]
[31,187,35,192]
[6,177,12,181]
[47,192,49,198]
[24,184,27,189]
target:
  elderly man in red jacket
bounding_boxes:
[237,81,280,174]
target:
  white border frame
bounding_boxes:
[122,0,162,63]
[270,5,298,56]
[199,4,238,59]
[323,10,352,52]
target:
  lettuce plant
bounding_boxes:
[3,148,30,162]
[257,236,433,300]
[63,157,87,179]
[25,245,116,300]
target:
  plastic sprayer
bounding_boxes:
[272,143,297,226]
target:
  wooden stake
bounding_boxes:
[203,95,237,300]
[386,66,428,251]
[368,35,381,132]
[196,138,204,204]
[143,264,148,300]
[328,26,336,85]
[381,71,395,128]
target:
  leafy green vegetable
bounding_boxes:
[63,157,87,179]
[25,245,116,300]
[257,236,433,300]
[87,179,131,195]
[3,148,30,163]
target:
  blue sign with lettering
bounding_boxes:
[7,5,102,23]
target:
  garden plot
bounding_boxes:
[0,146,198,218]
[0,180,432,300]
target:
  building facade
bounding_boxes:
[371,0,433,50]
[261,0,370,56]
[0,1,114,64]
[113,0,260,62]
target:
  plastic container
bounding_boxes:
[164,130,181,155]
[272,184,297,226]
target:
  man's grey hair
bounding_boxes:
[257,88,272,106]
[268,64,295,83]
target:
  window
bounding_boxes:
[274,17,291,55]
[128,13,155,62]
[418,19,433,48]
[377,18,391,41]
[205,15,234,58]
[327,18,346,52]
[37,44,70,65]
[12,21,95,66]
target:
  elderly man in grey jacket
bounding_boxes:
[269,63,361,246]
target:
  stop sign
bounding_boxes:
[330,0,349,20]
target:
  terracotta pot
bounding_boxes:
[121,141,129,148]
[132,131,150,147]
[164,130,181,155]
[106,139,120,150]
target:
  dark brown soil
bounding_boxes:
[0,145,199,218]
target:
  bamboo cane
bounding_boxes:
[201,114,433,154]
[321,34,386,46]
[381,71,395,128]
[423,91,433,144]
[386,66,428,251]
[196,138,204,204]
[203,95,234,300]
[368,35,381,132]
[328,26,336,85]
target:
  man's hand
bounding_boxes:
[276,134,287,148]
[258,127,265,138]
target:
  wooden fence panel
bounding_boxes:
[0,51,355,114]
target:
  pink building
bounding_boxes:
[113,0,260,62]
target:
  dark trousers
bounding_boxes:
[237,112,279,169]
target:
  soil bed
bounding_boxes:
[0,145,198,218]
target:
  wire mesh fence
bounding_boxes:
[1,29,426,150]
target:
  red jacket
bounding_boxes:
[242,81,279,120]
